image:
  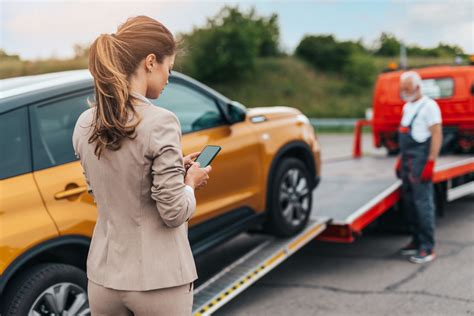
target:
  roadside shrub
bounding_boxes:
[295,35,351,72]
[342,53,377,93]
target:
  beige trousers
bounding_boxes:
[87,279,194,316]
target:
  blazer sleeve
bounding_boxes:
[148,112,196,228]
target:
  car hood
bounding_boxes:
[246,106,302,120]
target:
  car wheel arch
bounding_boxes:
[0,235,90,299]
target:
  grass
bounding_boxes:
[208,55,460,118]
[0,57,88,78]
[209,57,373,118]
[1,54,458,118]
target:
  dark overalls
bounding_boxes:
[398,100,435,253]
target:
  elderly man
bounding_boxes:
[395,70,443,264]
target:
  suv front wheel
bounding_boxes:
[265,157,313,237]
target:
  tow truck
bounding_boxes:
[372,65,474,154]
[191,121,474,316]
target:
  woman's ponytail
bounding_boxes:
[87,16,176,159]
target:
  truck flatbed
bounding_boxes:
[315,155,474,242]
[192,149,473,315]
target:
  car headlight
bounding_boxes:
[296,114,310,125]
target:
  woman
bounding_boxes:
[72,15,211,315]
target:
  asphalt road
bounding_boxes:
[193,134,474,316]
[318,133,385,161]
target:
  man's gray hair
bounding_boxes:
[400,70,423,89]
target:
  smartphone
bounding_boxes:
[194,145,221,167]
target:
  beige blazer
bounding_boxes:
[72,99,198,291]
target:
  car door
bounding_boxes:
[152,79,262,225]
[0,107,58,271]
[29,89,97,236]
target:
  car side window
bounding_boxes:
[151,81,226,133]
[30,92,93,170]
[0,107,31,179]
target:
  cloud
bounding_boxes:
[391,1,473,52]
[1,0,472,60]
[1,1,225,60]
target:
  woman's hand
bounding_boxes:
[184,152,200,171]
[185,162,212,190]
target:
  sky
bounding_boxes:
[1,0,473,61]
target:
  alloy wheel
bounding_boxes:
[28,282,90,316]
[278,168,310,227]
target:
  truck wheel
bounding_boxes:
[2,263,89,316]
[434,182,447,218]
[387,148,400,156]
[265,158,312,237]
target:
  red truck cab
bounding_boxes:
[372,65,474,154]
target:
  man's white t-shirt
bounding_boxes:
[401,95,442,143]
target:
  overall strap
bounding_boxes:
[407,98,427,128]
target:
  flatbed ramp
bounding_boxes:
[192,217,329,315]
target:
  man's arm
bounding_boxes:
[428,123,442,160]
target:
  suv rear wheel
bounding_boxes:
[265,157,313,237]
[2,263,89,316]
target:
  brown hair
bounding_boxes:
[87,15,176,159]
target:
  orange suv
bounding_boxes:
[0,69,321,315]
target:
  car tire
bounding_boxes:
[2,263,89,316]
[264,157,313,237]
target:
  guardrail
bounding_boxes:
[309,118,359,128]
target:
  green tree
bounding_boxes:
[295,35,362,72]
[179,6,280,83]
[253,12,280,57]
[376,32,400,56]
[430,43,464,57]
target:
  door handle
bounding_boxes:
[54,185,88,200]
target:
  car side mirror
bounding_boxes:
[227,101,247,124]
[471,84,474,95]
